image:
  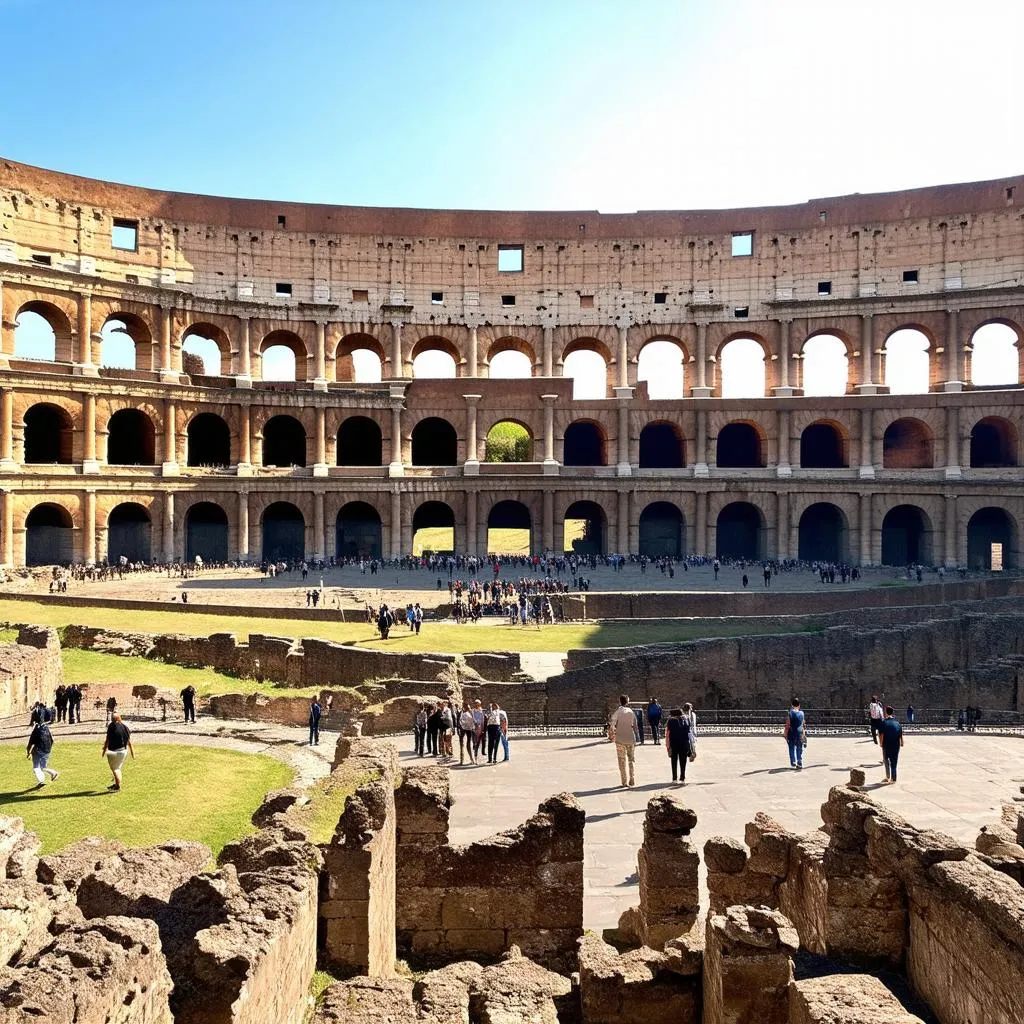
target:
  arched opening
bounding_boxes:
[337,416,383,466]
[881,505,932,565]
[638,501,684,557]
[260,331,305,381]
[336,335,385,383]
[336,502,382,559]
[25,503,73,566]
[412,501,455,556]
[186,413,231,468]
[182,325,227,376]
[970,417,1018,468]
[14,305,71,362]
[720,337,766,398]
[107,409,156,465]
[637,339,685,399]
[563,348,608,400]
[970,322,1019,386]
[107,503,152,563]
[716,422,764,468]
[489,349,533,378]
[487,500,532,555]
[185,502,229,562]
[99,318,140,370]
[884,328,931,395]
[563,420,607,466]
[484,421,532,463]
[639,421,684,469]
[411,417,458,466]
[412,341,458,379]
[882,418,933,469]
[800,421,847,468]
[797,503,848,563]
[23,404,73,464]
[801,334,849,396]
[564,500,605,555]
[261,502,305,562]
[716,502,763,560]
[262,415,307,468]
[967,507,1016,570]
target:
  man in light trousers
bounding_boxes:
[609,693,639,787]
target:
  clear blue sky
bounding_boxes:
[4,0,1022,211]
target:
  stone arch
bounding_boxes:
[638,501,684,557]
[23,403,73,464]
[882,417,934,469]
[186,412,232,468]
[563,419,608,466]
[335,333,386,383]
[14,301,74,362]
[797,502,849,563]
[881,504,934,565]
[262,414,307,468]
[716,501,765,560]
[639,421,685,468]
[970,321,1020,387]
[484,420,533,463]
[800,419,848,469]
[100,312,154,372]
[801,332,850,396]
[182,322,231,377]
[412,500,456,555]
[411,417,458,466]
[637,338,687,399]
[716,421,765,468]
[562,337,611,400]
[717,334,769,398]
[967,506,1017,570]
[883,326,932,395]
[336,501,383,559]
[107,408,156,465]
[487,499,533,555]
[337,415,384,466]
[970,416,1018,468]
[411,336,460,379]
[186,501,229,562]
[564,500,606,555]
[261,501,305,562]
[486,336,536,378]
[107,502,152,563]
[259,330,307,381]
[25,502,75,565]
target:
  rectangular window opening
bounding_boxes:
[498,245,524,272]
[902,269,919,283]
[580,294,594,308]
[125,274,139,284]
[731,231,753,257]
[992,542,1004,571]
[734,306,749,318]
[277,214,287,227]
[31,253,52,266]
[275,282,293,296]
[818,280,832,295]
[819,211,828,222]
[501,294,516,306]
[1007,187,1015,204]
[111,218,139,251]
[431,291,444,305]
[653,292,667,304]
[352,289,369,303]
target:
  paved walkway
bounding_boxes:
[440,732,1024,931]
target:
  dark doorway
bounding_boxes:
[187,413,231,467]
[23,404,73,464]
[716,502,762,559]
[638,501,683,557]
[800,422,846,468]
[337,416,383,466]
[262,415,306,467]
[262,501,305,562]
[970,417,1017,468]
[107,503,151,563]
[411,418,458,466]
[25,504,73,565]
[882,419,933,469]
[881,505,930,565]
[107,409,156,465]
[564,500,605,555]
[967,507,1015,569]
[639,422,684,469]
[186,502,229,562]
[716,423,764,468]
[797,503,847,563]
[563,421,606,466]
[412,501,456,555]
[336,502,383,559]
[487,500,532,554]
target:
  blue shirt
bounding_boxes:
[879,718,902,750]
[788,709,805,736]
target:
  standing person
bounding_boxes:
[683,702,698,737]
[26,718,59,788]
[497,703,510,762]
[664,707,691,785]
[67,684,81,724]
[868,695,884,750]
[458,701,476,765]
[634,705,646,744]
[646,697,663,744]
[784,698,805,769]
[413,704,428,757]
[101,713,134,792]
[427,703,442,757]
[609,694,639,787]
[308,697,322,746]
[906,703,916,725]
[485,702,503,764]
[54,684,68,724]
[471,699,486,761]
[29,701,50,726]
[181,685,196,724]
[879,706,904,784]
[439,701,454,761]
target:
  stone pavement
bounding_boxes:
[437,732,1024,931]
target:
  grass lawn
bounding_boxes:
[0,599,804,654]
[0,741,292,855]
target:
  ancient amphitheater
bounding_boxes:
[1,159,1024,568]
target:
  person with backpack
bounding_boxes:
[26,719,59,788]
[784,698,806,769]
[664,707,692,785]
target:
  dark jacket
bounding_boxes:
[28,723,53,755]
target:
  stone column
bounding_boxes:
[463,394,481,474]
[83,489,96,566]
[0,279,9,365]
[0,388,14,470]
[313,407,328,477]
[238,405,252,474]
[693,408,709,477]
[944,309,963,391]
[313,320,329,391]
[859,407,874,479]
[776,409,791,477]
[162,399,179,475]
[542,326,554,377]
[237,491,249,561]
[541,393,558,474]
[617,490,629,554]
[692,322,712,397]
[695,490,708,556]
[0,489,13,566]
[390,320,403,379]
[159,306,177,382]
[542,489,554,553]
[163,491,175,563]
[82,393,99,473]
[859,492,872,565]
[777,491,790,560]
[617,326,629,388]
[856,313,879,394]
[75,291,98,374]
[466,489,478,557]
[389,396,404,476]
[615,389,632,476]
[773,319,795,396]
[944,404,961,479]
[236,316,252,386]
[944,493,957,567]
[314,491,325,559]
[468,325,478,378]
[390,488,402,558]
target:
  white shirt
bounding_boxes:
[869,702,883,720]
[610,706,638,744]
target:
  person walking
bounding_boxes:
[308,697,322,746]
[26,718,59,788]
[609,694,639,787]
[664,707,691,785]
[785,698,805,769]
[880,706,904,784]
[485,702,503,764]
[181,685,196,724]
[646,697,663,744]
[101,713,135,791]
[634,705,646,744]
[868,695,884,753]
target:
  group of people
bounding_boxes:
[412,698,510,765]
[609,696,698,786]
[51,685,84,723]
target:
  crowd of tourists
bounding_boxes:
[412,698,510,766]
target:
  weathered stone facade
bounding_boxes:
[0,626,62,719]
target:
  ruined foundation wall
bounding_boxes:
[0,627,62,719]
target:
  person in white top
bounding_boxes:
[868,696,884,757]
[608,694,640,787]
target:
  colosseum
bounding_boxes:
[1,158,1023,569]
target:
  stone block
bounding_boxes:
[645,794,698,835]
[704,836,749,875]
[789,974,926,1023]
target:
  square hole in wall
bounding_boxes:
[277,215,287,227]
[653,292,667,304]
[275,282,293,296]
[903,269,919,283]
[352,289,369,303]
[734,306,749,318]
[818,281,832,295]
[731,232,753,257]
[501,294,516,306]
[580,294,594,308]
[125,274,139,284]
[498,245,524,272]
[431,291,444,304]
[111,218,138,251]
[31,253,52,266]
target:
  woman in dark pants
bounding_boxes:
[485,703,503,764]
[664,707,691,784]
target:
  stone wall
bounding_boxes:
[0,627,62,720]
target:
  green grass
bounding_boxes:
[291,770,371,845]
[0,742,292,855]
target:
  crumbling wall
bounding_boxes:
[0,627,62,719]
